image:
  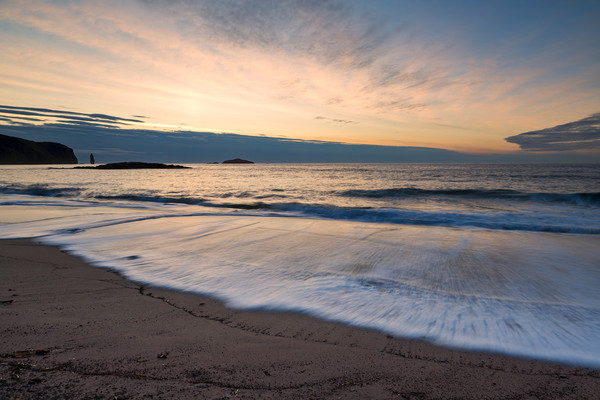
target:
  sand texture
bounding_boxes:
[1,238,599,399]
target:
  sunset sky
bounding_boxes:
[1,0,599,161]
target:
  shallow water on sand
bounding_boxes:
[1,163,599,366]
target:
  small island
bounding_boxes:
[75,162,190,169]
[222,158,254,164]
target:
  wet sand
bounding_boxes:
[1,238,598,399]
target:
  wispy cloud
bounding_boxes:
[0,0,452,116]
[315,116,356,125]
[505,113,600,151]
[148,0,387,67]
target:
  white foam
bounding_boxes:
[2,194,600,367]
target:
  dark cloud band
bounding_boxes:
[0,105,145,126]
[505,113,600,151]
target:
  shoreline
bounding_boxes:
[1,238,598,399]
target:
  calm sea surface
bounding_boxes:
[1,163,599,366]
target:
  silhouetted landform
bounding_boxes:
[0,133,78,164]
[76,162,189,169]
[222,158,254,164]
[4,107,599,162]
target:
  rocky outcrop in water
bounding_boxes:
[76,162,189,169]
[0,134,78,164]
[222,158,254,164]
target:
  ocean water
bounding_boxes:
[1,163,599,367]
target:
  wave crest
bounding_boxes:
[339,188,600,206]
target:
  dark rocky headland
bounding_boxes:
[0,134,78,164]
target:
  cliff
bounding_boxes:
[0,134,78,164]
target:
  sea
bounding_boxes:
[1,163,599,367]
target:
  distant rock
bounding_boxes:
[222,158,254,164]
[0,134,78,164]
[75,162,190,169]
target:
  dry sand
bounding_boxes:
[1,238,598,399]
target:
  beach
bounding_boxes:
[1,238,598,399]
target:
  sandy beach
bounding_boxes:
[1,238,598,399]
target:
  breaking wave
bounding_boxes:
[339,188,600,206]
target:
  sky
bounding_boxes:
[1,0,599,162]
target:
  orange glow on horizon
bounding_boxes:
[0,0,598,157]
